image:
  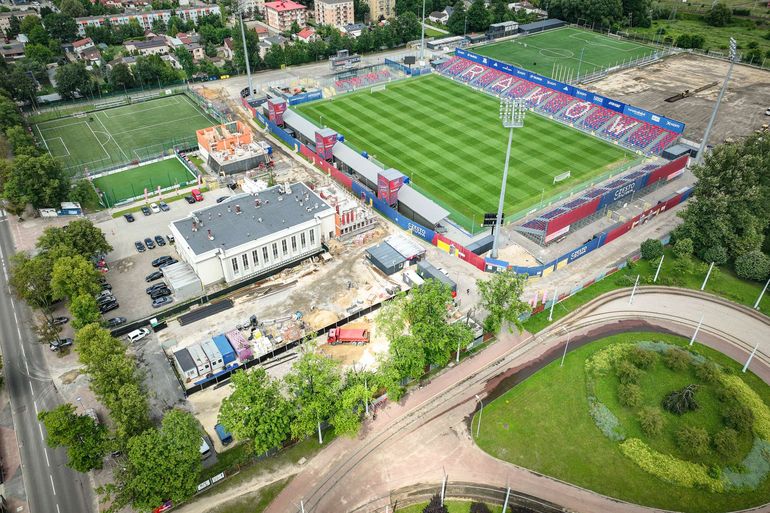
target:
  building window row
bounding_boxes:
[228,228,319,278]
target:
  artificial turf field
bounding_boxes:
[297,74,631,229]
[33,94,214,173]
[474,27,656,80]
[93,157,195,205]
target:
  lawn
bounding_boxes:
[206,476,292,513]
[296,74,631,231]
[396,500,503,512]
[474,27,657,80]
[522,248,770,334]
[473,332,770,512]
[93,157,196,206]
[33,94,214,174]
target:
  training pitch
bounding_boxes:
[93,157,195,206]
[474,27,656,80]
[33,95,214,173]
[297,74,631,229]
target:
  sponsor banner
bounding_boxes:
[645,155,688,186]
[544,224,569,243]
[267,98,287,124]
[286,90,323,106]
[546,196,601,236]
[566,238,600,263]
[598,180,638,209]
[315,131,337,160]
[454,48,685,133]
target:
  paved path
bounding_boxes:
[266,287,770,513]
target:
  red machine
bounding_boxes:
[327,328,369,345]
[191,188,203,201]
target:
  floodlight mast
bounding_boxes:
[490,98,525,260]
[696,37,737,165]
[239,11,254,100]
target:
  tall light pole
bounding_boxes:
[696,37,737,164]
[491,98,525,259]
[239,11,254,99]
[419,0,426,61]
[474,394,483,437]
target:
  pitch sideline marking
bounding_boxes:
[96,111,130,161]
[84,120,112,161]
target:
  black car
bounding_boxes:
[154,235,166,246]
[145,270,164,282]
[97,296,116,307]
[146,282,168,294]
[216,196,229,203]
[144,237,156,250]
[151,255,173,267]
[152,296,173,308]
[159,258,178,269]
[124,213,135,223]
[135,241,146,253]
[150,289,171,300]
[159,201,170,212]
[52,316,69,326]
[100,282,112,291]
[105,316,127,328]
[141,206,151,216]
[184,195,196,204]
[50,338,74,351]
[99,301,119,314]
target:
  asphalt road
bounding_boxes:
[0,213,94,513]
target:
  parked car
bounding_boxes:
[124,213,135,223]
[151,256,173,267]
[159,258,178,269]
[150,203,160,214]
[95,290,114,301]
[145,271,164,282]
[159,201,170,212]
[216,196,228,203]
[106,317,127,328]
[144,237,156,250]
[149,287,171,300]
[135,241,146,253]
[49,338,74,351]
[167,234,175,244]
[100,282,112,291]
[154,235,166,246]
[184,195,196,204]
[52,316,69,326]
[97,296,116,308]
[191,189,203,201]
[141,206,151,216]
[152,296,173,308]
[127,328,151,343]
[146,282,168,294]
[99,301,119,314]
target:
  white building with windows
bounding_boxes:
[169,183,335,286]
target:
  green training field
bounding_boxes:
[93,157,195,206]
[474,27,656,80]
[33,94,214,174]
[297,74,631,229]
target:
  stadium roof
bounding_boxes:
[331,142,383,184]
[282,109,317,140]
[397,185,449,225]
[518,18,565,32]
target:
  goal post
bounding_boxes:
[553,170,571,184]
[371,84,387,93]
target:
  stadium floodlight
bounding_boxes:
[239,11,253,100]
[491,98,525,259]
[696,37,737,165]
[419,0,426,61]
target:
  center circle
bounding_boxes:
[539,48,575,59]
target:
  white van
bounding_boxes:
[127,328,151,343]
[199,436,211,458]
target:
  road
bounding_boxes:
[0,212,94,513]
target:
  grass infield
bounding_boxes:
[474,27,657,79]
[93,157,195,205]
[33,94,214,173]
[297,74,630,229]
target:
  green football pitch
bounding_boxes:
[33,94,214,174]
[474,27,656,80]
[297,74,632,230]
[93,157,195,206]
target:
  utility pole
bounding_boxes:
[689,314,704,346]
[754,277,769,310]
[239,11,254,99]
[701,262,715,291]
[419,0,426,61]
[653,254,665,282]
[629,274,640,304]
[696,37,737,164]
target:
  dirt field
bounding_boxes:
[588,52,770,143]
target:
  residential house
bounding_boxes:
[340,22,365,38]
[254,25,269,39]
[258,34,286,59]
[294,26,316,43]
[0,40,25,61]
[238,0,266,16]
[161,53,182,69]
[74,6,219,37]
[80,47,103,67]
[222,37,234,59]
[508,2,547,18]
[186,42,205,60]
[124,37,169,56]
[428,6,453,24]
[367,0,393,21]
[264,0,307,32]
[72,37,95,54]
[314,0,354,28]
[0,10,38,35]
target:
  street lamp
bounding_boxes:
[559,327,571,367]
[491,98,526,259]
[696,37,737,164]
[474,394,483,437]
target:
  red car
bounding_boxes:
[191,188,203,201]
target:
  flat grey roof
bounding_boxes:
[366,243,405,267]
[519,19,564,32]
[172,182,332,256]
[381,167,404,181]
[331,142,382,183]
[283,109,317,140]
[397,185,449,225]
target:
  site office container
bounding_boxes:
[200,339,224,373]
[173,348,198,381]
[416,260,457,297]
[224,330,252,361]
[186,343,211,376]
[213,333,238,364]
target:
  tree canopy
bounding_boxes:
[38,403,108,472]
[37,219,113,259]
[1,153,70,210]
[476,270,529,333]
[285,350,341,444]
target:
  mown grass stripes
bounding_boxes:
[297,75,629,228]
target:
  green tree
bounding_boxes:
[622,0,651,27]
[43,12,78,42]
[59,0,87,18]
[331,369,375,437]
[640,238,663,260]
[0,94,22,130]
[231,21,261,74]
[24,43,55,65]
[476,270,529,333]
[9,252,55,313]
[119,410,202,511]
[447,1,467,35]
[7,15,21,38]
[218,368,292,455]
[108,62,136,90]
[37,219,112,258]
[618,382,642,407]
[28,24,50,46]
[672,237,694,259]
[466,0,490,32]
[55,62,94,99]
[20,14,42,35]
[2,153,69,209]
[5,125,39,156]
[174,47,196,78]
[50,254,101,300]
[734,250,770,281]
[285,349,341,444]
[703,245,728,266]
[705,2,732,26]
[38,403,108,472]
[70,294,102,329]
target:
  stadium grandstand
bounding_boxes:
[435,54,681,156]
[516,155,688,245]
[326,64,406,96]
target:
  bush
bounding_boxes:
[723,403,754,433]
[676,426,710,457]
[713,428,739,459]
[695,361,720,383]
[616,359,643,384]
[703,245,728,265]
[629,347,658,369]
[734,251,770,282]
[470,503,492,513]
[673,238,694,259]
[705,2,732,26]
[638,407,664,436]
[640,239,663,261]
[663,384,700,415]
[619,383,642,408]
[663,348,691,371]
[588,398,626,441]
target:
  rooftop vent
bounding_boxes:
[258,217,262,222]
[207,229,214,241]
[235,205,241,214]
[191,221,198,232]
